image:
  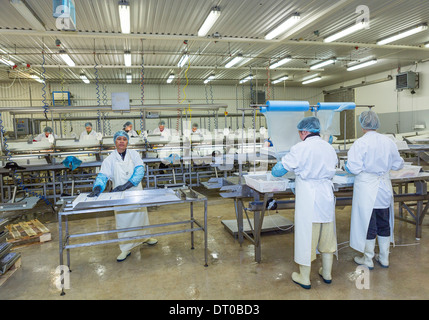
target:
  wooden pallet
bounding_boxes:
[5,219,51,247]
[0,257,21,287]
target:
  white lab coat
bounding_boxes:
[34,133,58,142]
[79,130,98,141]
[99,148,149,253]
[281,135,338,266]
[152,127,171,137]
[125,129,139,137]
[347,131,404,253]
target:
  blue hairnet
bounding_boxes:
[158,120,166,126]
[43,126,53,133]
[297,116,321,133]
[84,122,93,128]
[113,130,129,143]
[123,121,132,128]
[359,110,380,130]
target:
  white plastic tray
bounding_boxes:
[244,173,289,192]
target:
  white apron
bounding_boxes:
[350,171,395,253]
[294,176,337,266]
[113,156,149,253]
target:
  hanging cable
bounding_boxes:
[94,53,101,132]
[41,50,48,122]
[266,59,271,101]
[140,44,145,133]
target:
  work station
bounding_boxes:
[0,0,429,301]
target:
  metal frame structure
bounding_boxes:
[220,174,429,263]
[57,187,208,296]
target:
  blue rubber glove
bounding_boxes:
[344,161,352,174]
[328,135,333,144]
[271,162,288,177]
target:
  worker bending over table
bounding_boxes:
[272,116,338,289]
[88,130,158,262]
[346,110,404,269]
[123,121,139,137]
[34,126,58,142]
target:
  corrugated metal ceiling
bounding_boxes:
[0,0,428,87]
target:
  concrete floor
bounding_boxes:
[1,186,429,300]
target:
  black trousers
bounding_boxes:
[366,208,390,240]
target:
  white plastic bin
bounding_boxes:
[244,173,289,192]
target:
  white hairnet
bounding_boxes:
[359,110,380,130]
[297,116,321,133]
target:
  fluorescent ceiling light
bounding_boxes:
[324,21,368,43]
[270,56,292,69]
[198,7,221,37]
[80,74,90,84]
[239,75,253,84]
[118,0,130,34]
[204,74,215,84]
[124,51,131,67]
[59,51,75,67]
[126,74,132,84]
[0,58,15,66]
[377,24,428,45]
[177,54,189,68]
[424,42,429,48]
[225,54,244,68]
[29,74,44,83]
[302,76,321,84]
[10,0,45,31]
[167,74,175,83]
[265,13,300,40]
[347,59,377,71]
[272,76,289,84]
[310,58,336,70]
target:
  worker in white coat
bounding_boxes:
[33,126,58,142]
[88,130,157,262]
[79,122,98,141]
[152,120,171,137]
[272,116,338,289]
[346,110,404,269]
[123,121,139,137]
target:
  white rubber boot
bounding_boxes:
[319,253,333,283]
[354,239,376,270]
[375,236,390,268]
[292,265,311,289]
[117,251,131,262]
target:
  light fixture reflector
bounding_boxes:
[270,56,292,69]
[346,59,377,71]
[198,7,221,37]
[265,14,300,40]
[377,24,428,45]
[302,76,321,84]
[124,51,131,66]
[324,21,368,43]
[118,0,130,34]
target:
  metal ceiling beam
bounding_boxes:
[0,28,428,52]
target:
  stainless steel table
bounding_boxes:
[57,187,208,295]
